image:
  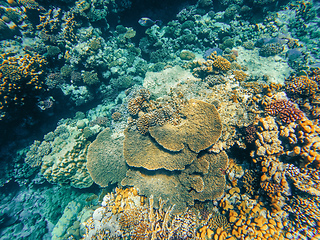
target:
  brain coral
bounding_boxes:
[86,128,129,187]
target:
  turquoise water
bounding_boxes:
[0,0,320,239]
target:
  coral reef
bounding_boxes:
[124,99,221,170]
[265,99,304,124]
[25,118,102,188]
[86,128,128,188]
[82,187,199,239]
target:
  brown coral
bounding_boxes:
[123,127,197,171]
[285,75,319,97]
[127,89,151,116]
[86,128,128,187]
[121,169,193,214]
[207,53,231,72]
[265,99,304,124]
[179,151,229,202]
[149,99,222,153]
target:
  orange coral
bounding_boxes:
[285,75,319,97]
[0,53,47,119]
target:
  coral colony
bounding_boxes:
[1,0,320,239]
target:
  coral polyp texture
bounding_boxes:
[265,99,304,124]
[86,128,128,187]
[0,53,47,118]
[124,99,221,170]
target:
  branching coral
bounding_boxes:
[189,53,231,77]
[82,187,199,239]
[0,53,47,118]
[285,75,319,98]
[265,99,304,124]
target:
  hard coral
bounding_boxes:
[127,89,151,116]
[265,99,304,124]
[282,118,320,168]
[285,75,319,97]
[86,128,128,187]
[0,53,47,119]
[123,126,197,171]
[148,99,222,153]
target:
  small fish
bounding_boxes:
[138,17,162,27]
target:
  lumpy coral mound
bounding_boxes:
[123,99,222,171]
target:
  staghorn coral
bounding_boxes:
[265,99,304,124]
[86,128,128,188]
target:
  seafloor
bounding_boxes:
[1,0,320,239]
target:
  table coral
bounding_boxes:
[124,99,221,170]
[123,127,197,171]
[149,99,222,153]
[180,151,228,202]
[121,170,193,214]
[86,128,128,188]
